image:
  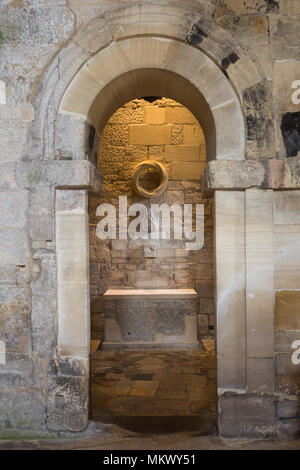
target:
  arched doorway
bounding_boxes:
[47,35,246,432]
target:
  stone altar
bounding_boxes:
[103,289,199,350]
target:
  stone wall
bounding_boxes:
[217,189,300,438]
[273,192,300,436]
[0,0,300,437]
[89,98,214,341]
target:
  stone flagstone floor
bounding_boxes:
[90,339,216,433]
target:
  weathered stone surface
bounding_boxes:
[46,355,89,432]
[242,80,275,159]
[47,376,89,432]
[217,12,269,49]
[31,289,56,357]
[247,358,274,394]
[221,0,279,14]
[55,114,91,161]
[273,60,300,158]
[2,0,300,438]
[0,228,29,268]
[275,331,300,353]
[0,390,45,430]
[219,393,277,438]
[0,121,28,162]
[273,191,300,225]
[129,124,171,145]
[277,398,300,418]
[103,292,198,349]
[195,280,214,298]
[274,227,300,290]
[0,163,17,192]
[71,15,112,56]
[270,16,300,60]
[0,288,31,363]
[197,314,209,334]
[166,107,196,124]
[245,189,274,362]
[16,160,102,194]
[275,291,300,331]
[204,157,300,190]
[276,353,300,377]
[215,191,246,391]
[278,418,300,439]
[56,190,90,360]
[29,188,54,241]
[276,375,300,395]
[200,298,214,314]
[128,380,160,397]
[204,160,264,191]
[279,0,300,15]
[284,156,300,188]
[0,190,28,229]
[145,106,165,124]
[170,161,206,180]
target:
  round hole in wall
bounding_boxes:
[132,160,168,198]
[138,167,161,191]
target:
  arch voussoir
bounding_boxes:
[58,36,245,161]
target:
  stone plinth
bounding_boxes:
[103,289,199,350]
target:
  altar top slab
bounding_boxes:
[103,289,198,300]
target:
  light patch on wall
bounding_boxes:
[0,340,6,365]
[0,80,6,104]
[0,81,6,105]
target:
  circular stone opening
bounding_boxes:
[138,167,161,191]
[132,160,168,198]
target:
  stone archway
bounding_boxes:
[51,35,246,431]
[22,0,281,433]
[58,38,245,162]
[2,0,299,438]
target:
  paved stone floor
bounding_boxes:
[0,422,300,450]
[90,339,216,434]
[1,339,299,450]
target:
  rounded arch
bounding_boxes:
[25,2,271,433]
[58,37,245,161]
[87,69,216,161]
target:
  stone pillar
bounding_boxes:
[216,188,277,438]
[56,189,90,361]
[245,189,274,394]
[215,190,246,394]
[46,189,90,432]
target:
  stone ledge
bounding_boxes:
[102,341,200,351]
[204,157,300,191]
[103,289,198,300]
[16,160,102,195]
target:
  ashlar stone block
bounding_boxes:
[275,291,300,331]
[129,125,171,145]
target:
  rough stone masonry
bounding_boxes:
[89,98,214,342]
[0,0,300,439]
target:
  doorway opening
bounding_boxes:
[53,35,245,434]
[88,97,216,433]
